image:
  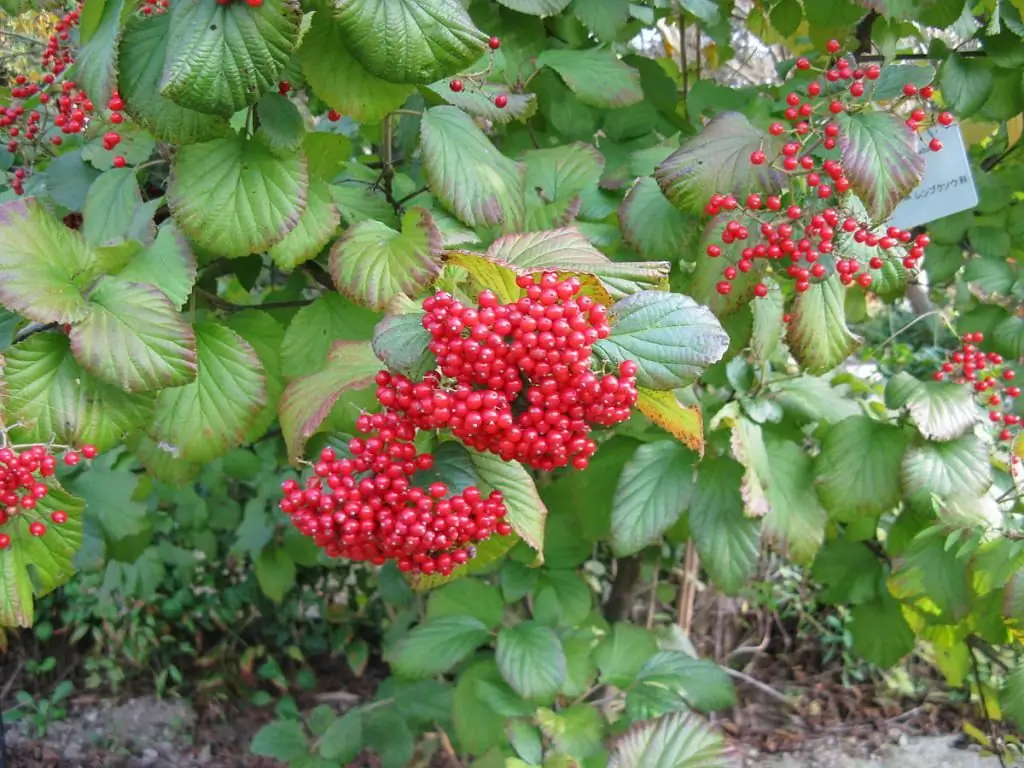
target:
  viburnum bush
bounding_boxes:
[3,0,1024,765]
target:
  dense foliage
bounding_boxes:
[4,0,1024,765]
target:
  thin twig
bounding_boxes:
[723,667,799,710]
[436,726,464,767]
[971,644,1008,767]
[13,322,57,344]
[395,186,428,207]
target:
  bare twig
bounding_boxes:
[971,644,1008,767]
[13,322,57,344]
[723,667,799,710]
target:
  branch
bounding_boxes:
[970,645,1008,767]
[13,322,58,343]
[604,555,643,622]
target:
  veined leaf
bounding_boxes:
[608,712,729,768]
[635,389,704,454]
[619,177,700,262]
[901,434,993,506]
[268,178,339,271]
[115,222,197,310]
[788,276,860,374]
[427,81,537,123]
[467,449,547,555]
[279,341,381,463]
[496,621,567,701]
[389,615,490,679]
[885,372,983,441]
[536,48,643,109]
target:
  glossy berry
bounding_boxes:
[488,36,501,50]
[449,79,464,92]
[113,156,126,168]
[28,521,46,537]
[929,138,942,152]
[51,510,68,524]
[749,150,766,165]
[826,39,841,53]
[494,94,508,109]
[902,83,917,97]
[938,112,954,126]
[81,444,98,459]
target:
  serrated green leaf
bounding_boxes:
[39,151,102,212]
[901,434,992,506]
[256,93,305,156]
[533,570,592,627]
[255,546,296,603]
[149,323,267,463]
[537,48,642,109]
[497,621,567,700]
[871,63,935,102]
[849,591,915,668]
[420,106,527,230]
[522,142,604,229]
[1001,664,1024,732]
[161,0,301,116]
[812,539,882,605]
[452,660,510,754]
[628,651,736,719]
[608,712,729,768]
[427,80,537,123]
[892,530,972,620]
[371,300,434,379]
[836,111,925,223]
[227,310,286,443]
[688,457,759,595]
[319,710,362,762]
[168,134,308,258]
[751,279,784,363]
[594,622,658,686]
[497,0,572,14]
[467,449,547,555]
[69,279,197,393]
[75,0,123,109]
[594,291,728,391]
[0,199,98,324]
[250,720,308,762]
[938,53,993,118]
[0,482,84,628]
[427,579,504,629]
[571,0,630,39]
[655,112,782,215]
[3,333,154,453]
[964,256,1015,295]
[635,389,705,454]
[279,341,381,462]
[814,416,910,521]
[619,177,700,261]
[115,222,197,309]
[299,12,413,124]
[885,372,983,441]
[329,207,443,310]
[610,440,695,556]
[280,293,381,377]
[389,615,490,679]
[788,276,860,374]
[335,0,487,84]
[118,13,231,145]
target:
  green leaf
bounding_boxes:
[688,457,760,595]
[533,570,592,627]
[619,177,700,261]
[509,719,544,765]
[168,134,308,258]
[610,440,695,557]
[452,660,510,754]
[116,222,197,309]
[76,0,123,111]
[496,621,567,700]
[571,0,630,40]
[161,0,301,116]
[788,276,860,374]
[751,279,785,363]
[901,434,992,507]
[814,416,910,521]
[227,310,286,443]
[871,63,935,102]
[770,0,803,35]
[426,579,505,629]
[761,435,827,563]
[635,389,705,454]
[371,300,434,379]
[1001,664,1024,732]
[655,112,782,215]
[537,705,604,759]
[149,323,267,463]
[330,207,443,310]
[924,243,965,284]
[536,48,642,109]
[692,213,764,315]
[964,255,1014,294]
[497,0,572,14]
[938,53,993,118]
[4,480,85,617]
[250,720,309,762]
[428,80,537,124]
[281,293,380,377]
[2,333,155,454]
[769,375,860,425]
[522,142,604,229]
[420,106,526,230]
[335,0,487,84]
[608,712,729,768]
[0,199,98,324]
[594,622,658,687]
[299,12,413,124]
[594,291,729,391]
[836,112,925,223]
[463,450,544,556]
[255,546,297,603]
[849,591,915,668]
[885,372,983,441]
[388,615,490,679]
[267,178,339,271]
[812,540,882,605]
[40,151,102,212]
[279,341,381,462]
[118,13,231,145]
[628,652,736,718]
[319,711,362,763]
[256,93,305,156]
[69,279,197,392]
[994,315,1024,361]
[892,530,972,620]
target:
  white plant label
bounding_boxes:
[885,124,978,231]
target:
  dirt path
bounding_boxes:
[751,736,1002,766]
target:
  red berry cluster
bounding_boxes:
[374,272,638,472]
[0,443,96,550]
[448,37,509,109]
[279,411,510,576]
[136,0,171,15]
[215,0,263,6]
[932,332,1021,442]
[703,39,948,299]
[3,3,129,193]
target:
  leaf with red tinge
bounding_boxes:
[635,389,704,455]
[467,449,547,556]
[279,341,381,463]
[330,207,443,310]
[0,199,98,324]
[788,275,861,374]
[269,178,340,271]
[149,324,267,464]
[70,279,197,393]
[655,112,783,216]
[836,111,925,223]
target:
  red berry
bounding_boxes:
[750,150,766,165]
[902,83,917,97]
[938,112,953,126]
[494,94,508,109]
[449,79,464,92]
[64,451,80,466]
[488,36,501,50]
[929,138,942,152]
[29,521,46,537]
[826,39,841,53]
[113,156,126,168]
[81,444,98,459]
[51,510,68,524]
[795,57,810,70]
[754,283,768,298]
